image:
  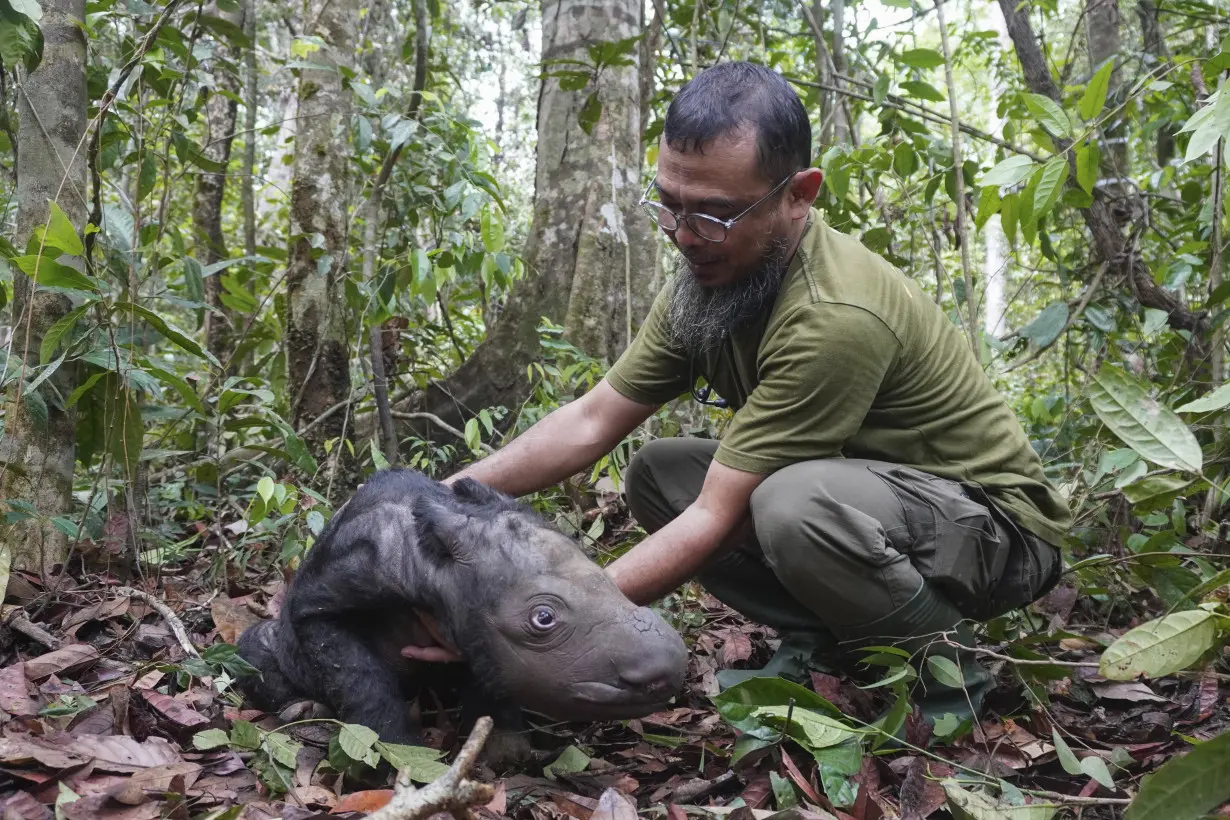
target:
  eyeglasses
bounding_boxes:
[638,172,796,243]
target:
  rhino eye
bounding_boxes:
[530,606,556,631]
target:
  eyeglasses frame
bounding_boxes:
[637,171,797,243]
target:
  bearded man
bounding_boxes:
[432,61,1072,729]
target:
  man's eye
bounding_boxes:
[530,606,556,631]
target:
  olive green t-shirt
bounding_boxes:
[605,209,1073,546]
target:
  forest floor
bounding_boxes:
[0,498,1226,819]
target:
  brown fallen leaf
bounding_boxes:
[210,596,262,645]
[0,662,39,716]
[291,785,338,808]
[486,781,508,814]
[0,790,52,820]
[23,645,101,681]
[548,791,598,820]
[48,733,182,773]
[129,761,203,793]
[330,789,394,814]
[719,628,754,666]
[138,690,210,730]
[591,788,638,820]
[898,758,948,820]
[1091,681,1170,703]
[0,735,88,769]
[60,795,164,820]
[62,598,131,632]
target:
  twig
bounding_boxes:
[670,770,736,803]
[391,411,497,455]
[1002,262,1108,372]
[938,639,1101,668]
[6,611,62,649]
[367,715,495,820]
[118,587,200,659]
[934,0,978,356]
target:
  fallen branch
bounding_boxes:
[6,611,62,650]
[391,411,497,455]
[367,715,495,820]
[118,587,200,659]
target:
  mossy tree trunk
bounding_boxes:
[0,0,88,574]
[285,0,358,472]
[196,0,247,366]
[403,0,655,432]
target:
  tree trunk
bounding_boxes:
[0,0,88,574]
[403,0,654,433]
[196,1,246,365]
[285,0,357,461]
[242,0,258,258]
[1085,0,1128,214]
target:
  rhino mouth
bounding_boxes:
[562,681,676,711]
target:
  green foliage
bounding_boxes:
[1125,730,1230,820]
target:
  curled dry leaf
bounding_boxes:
[591,787,639,820]
[52,733,182,774]
[1090,681,1170,704]
[22,644,100,681]
[62,598,130,632]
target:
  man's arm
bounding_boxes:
[444,379,659,498]
[605,459,766,605]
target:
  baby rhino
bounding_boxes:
[236,468,688,753]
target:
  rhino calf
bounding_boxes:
[235,468,688,750]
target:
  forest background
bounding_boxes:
[0,0,1229,818]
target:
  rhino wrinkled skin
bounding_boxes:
[236,468,689,749]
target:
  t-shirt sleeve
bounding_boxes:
[604,283,691,406]
[714,303,901,475]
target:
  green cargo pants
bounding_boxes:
[624,438,1062,685]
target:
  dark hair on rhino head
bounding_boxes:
[663,61,811,186]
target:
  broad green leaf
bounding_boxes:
[256,476,275,504]
[8,0,42,23]
[1081,756,1115,789]
[13,254,99,292]
[142,361,206,415]
[578,91,602,135]
[112,302,221,369]
[1179,87,1230,164]
[900,48,944,69]
[1033,156,1068,221]
[975,186,1001,229]
[338,723,379,762]
[264,732,301,769]
[101,374,143,474]
[926,656,964,689]
[0,10,43,73]
[1088,364,1203,473]
[229,719,261,750]
[137,154,157,204]
[481,209,505,254]
[544,745,590,779]
[464,417,480,453]
[1120,474,1196,506]
[44,201,83,256]
[1099,609,1218,680]
[1077,143,1100,195]
[1018,302,1069,347]
[66,371,105,409]
[1124,729,1230,820]
[1024,93,1071,137]
[193,728,230,750]
[872,74,890,105]
[982,156,1035,188]
[1080,59,1115,120]
[893,142,917,177]
[770,771,798,810]
[900,80,945,102]
[375,741,449,784]
[712,676,845,727]
[1175,382,1230,413]
[39,302,92,364]
[752,704,861,750]
[943,781,1058,820]
[1052,729,1082,775]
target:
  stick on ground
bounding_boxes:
[367,715,496,820]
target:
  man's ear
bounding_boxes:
[787,168,824,217]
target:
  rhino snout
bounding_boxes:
[615,606,688,695]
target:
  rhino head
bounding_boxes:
[421,479,689,722]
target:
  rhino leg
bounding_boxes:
[459,680,533,771]
[290,616,420,745]
[235,620,304,711]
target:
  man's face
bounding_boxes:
[651,130,791,289]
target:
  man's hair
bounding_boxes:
[663,61,811,185]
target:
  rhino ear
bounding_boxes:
[420,502,476,564]
[450,477,516,509]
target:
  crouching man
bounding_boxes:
[435,61,1072,729]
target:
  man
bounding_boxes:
[426,61,1072,726]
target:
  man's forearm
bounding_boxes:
[605,503,734,605]
[445,401,610,497]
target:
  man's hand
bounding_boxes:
[606,459,765,605]
[400,608,464,663]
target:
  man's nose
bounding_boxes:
[669,218,706,250]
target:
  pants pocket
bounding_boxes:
[866,465,1009,619]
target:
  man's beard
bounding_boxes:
[666,235,792,357]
